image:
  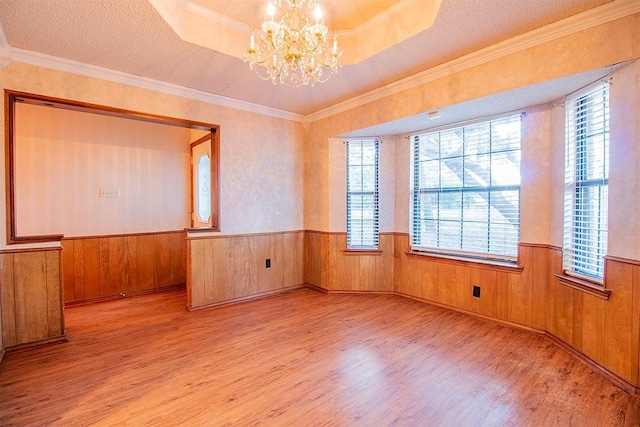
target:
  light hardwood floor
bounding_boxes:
[1,288,639,426]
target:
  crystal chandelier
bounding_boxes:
[243,0,343,87]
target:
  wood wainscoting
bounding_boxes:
[547,251,640,391]
[0,247,65,349]
[187,231,304,310]
[393,234,545,330]
[390,233,640,392]
[304,231,394,293]
[61,231,186,305]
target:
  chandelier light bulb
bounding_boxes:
[314,5,323,24]
[267,3,276,20]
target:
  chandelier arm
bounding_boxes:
[306,51,336,68]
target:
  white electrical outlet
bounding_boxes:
[99,188,121,198]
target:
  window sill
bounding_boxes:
[554,273,610,300]
[8,234,64,245]
[344,249,383,256]
[405,251,522,273]
[184,227,220,233]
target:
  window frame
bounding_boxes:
[562,81,610,284]
[346,139,380,250]
[409,113,523,263]
[5,90,220,244]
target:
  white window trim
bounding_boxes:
[562,80,610,283]
[346,139,380,250]
[409,113,523,263]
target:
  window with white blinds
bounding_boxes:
[347,139,379,249]
[410,115,522,260]
[563,83,609,281]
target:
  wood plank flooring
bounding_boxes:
[1,288,639,426]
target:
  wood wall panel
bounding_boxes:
[603,259,635,382]
[394,234,527,326]
[546,251,640,386]
[509,245,531,326]
[305,232,394,293]
[0,249,65,348]
[304,231,329,289]
[469,268,497,318]
[188,231,305,310]
[284,231,304,287]
[61,231,186,304]
[393,234,409,294]
[530,247,548,330]
[2,253,17,346]
[635,265,640,388]
[580,293,605,363]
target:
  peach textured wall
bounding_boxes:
[303,129,329,231]
[0,62,304,247]
[608,61,640,260]
[304,15,640,247]
[393,135,410,233]
[548,104,566,248]
[14,103,191,237]
[519,106,552,245]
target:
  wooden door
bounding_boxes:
[191,134,212,228]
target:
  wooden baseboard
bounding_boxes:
[304,284,395,296]
[188,285,306,311]
[395,291,546,336]
[305,284,329,294]
[327,290,396,295]
[545,333,638,395]
[65,284,186,307]
[4,335,68,356]
[0,348,6,374]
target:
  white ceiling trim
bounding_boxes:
[6,47,304,122]
[2,0,637,124]
[180,0,249,32]
[305,0,640,123]
[0,22,12,68]
[0,22,8,48]
[338,0,421,39]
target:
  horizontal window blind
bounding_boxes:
[563,83,609,280]
[411,114,522,259]
[347,140,379,249]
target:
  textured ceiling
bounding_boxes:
[191,0,402,30]
[0,0,615,122]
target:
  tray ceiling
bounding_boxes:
[0,0,619,125]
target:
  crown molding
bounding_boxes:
[7,48,304,122]
[0,23,12,68]
[306,0,640,123]
[181,0,249,33]
[2,0,637,123]
[0,22,8,49]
